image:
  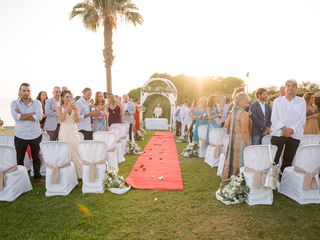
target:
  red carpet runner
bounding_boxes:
[126,132,184,190]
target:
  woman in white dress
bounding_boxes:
[56,90,82,178]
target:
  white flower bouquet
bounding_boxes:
[127,141,143,155]
[181,142,198,157]
[104,169,131,194]
[176,135,187,143]
[216,172,249,205]
[134,130,144,141]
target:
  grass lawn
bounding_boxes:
[0,131,319,240]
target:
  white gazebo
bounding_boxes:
[140,77,177,130]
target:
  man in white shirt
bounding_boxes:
[174,103,183,137]
[11,83,43,182]
[76,87,98,140]
[270,80,306,173]
[122,94,136,141]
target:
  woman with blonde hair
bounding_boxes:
[221,93,251,185]
[303,92,319,134]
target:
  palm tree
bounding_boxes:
[70,0,143,93]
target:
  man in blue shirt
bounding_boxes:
[11,83,43,182]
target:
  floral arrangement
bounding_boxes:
[104,169,129,189]
[181,142,198,157]
[176,135,187,143]
[127,141,143,155]
[134,130,145,141]
[215,172,249,205]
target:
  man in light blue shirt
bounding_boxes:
[76,87,98,140]
[11,83,43,181]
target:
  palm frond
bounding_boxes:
[70,2,88,19]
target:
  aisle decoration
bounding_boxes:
[181,142,198,157]
[104,169,131,194]
[134,130,145,141]
[215,172,249,205]
[127,141,143,155]
[176,135,187,143]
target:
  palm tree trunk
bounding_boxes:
[103,18,114,93]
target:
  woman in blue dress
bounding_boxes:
[93,92,107,131]
[192,97,209,142]
[206,95,222,142]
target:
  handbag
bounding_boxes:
[264,144,281,190]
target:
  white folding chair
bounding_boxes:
[240,145,277,205]
[93,131,118,172]
[109,126,125,163]
[40,141,78,197]
[279,144,320,204]
[78,141,107,193]
[205,128,226,167]
[0,145,32,201]
[197,125,208,158]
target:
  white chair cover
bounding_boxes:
[0,145,32,201]
[111,123,128,153]
[93,131,118,172]
[78,141,107,193]
[109,126,125,163]
[78,132,85,141]
[300,134,320,146]
[216,134,229,177]
[261,135,272,145]
[205,128,226,167]
[40,141,78,197]
[197,125,207,158]
[124,122,130,140]
[240,145,277,205]
[279,144,320,204]
[0,133,32,170]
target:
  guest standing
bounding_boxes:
[11,83,43,182]
[36,91,48,129]
[250,88,272,144]
[270,80,306,173]
[206,95,222,141]
[123,94,136,141]
[107,94,124,126]
[134,99,141,131]
[93,92,107,131]
[192,97,209,142]
[76,87,97,140]
[217,96,229,127]
[303,92,320,134]
[175,103,183,137]
[57,90,82,179]
[44,87,61,140]
[221,93,251,185]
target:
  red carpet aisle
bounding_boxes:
[126,132,184,190]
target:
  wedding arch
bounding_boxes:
[140,77,178,130]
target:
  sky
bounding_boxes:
[1,0,320,124]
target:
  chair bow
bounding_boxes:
[244,166,269,189]
[45,161,71,184]
[209,144,223,158]
[81,159,106,182]
[199,138,207,150]
[294,166,319,191]
[0,165,18,191]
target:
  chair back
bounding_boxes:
[110,123,127,138]
[244,145,277,170]
[93,131,116,150]
[209,128,227,145]
[300,134,320,146]
[0,145,16,169]
[294,144,320,172]
[40,141,71,166]
[198,125,207,140]
[109,126,121,142]
[0,134,14,146]
[261,135,272,145]
[78,141,107,163]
